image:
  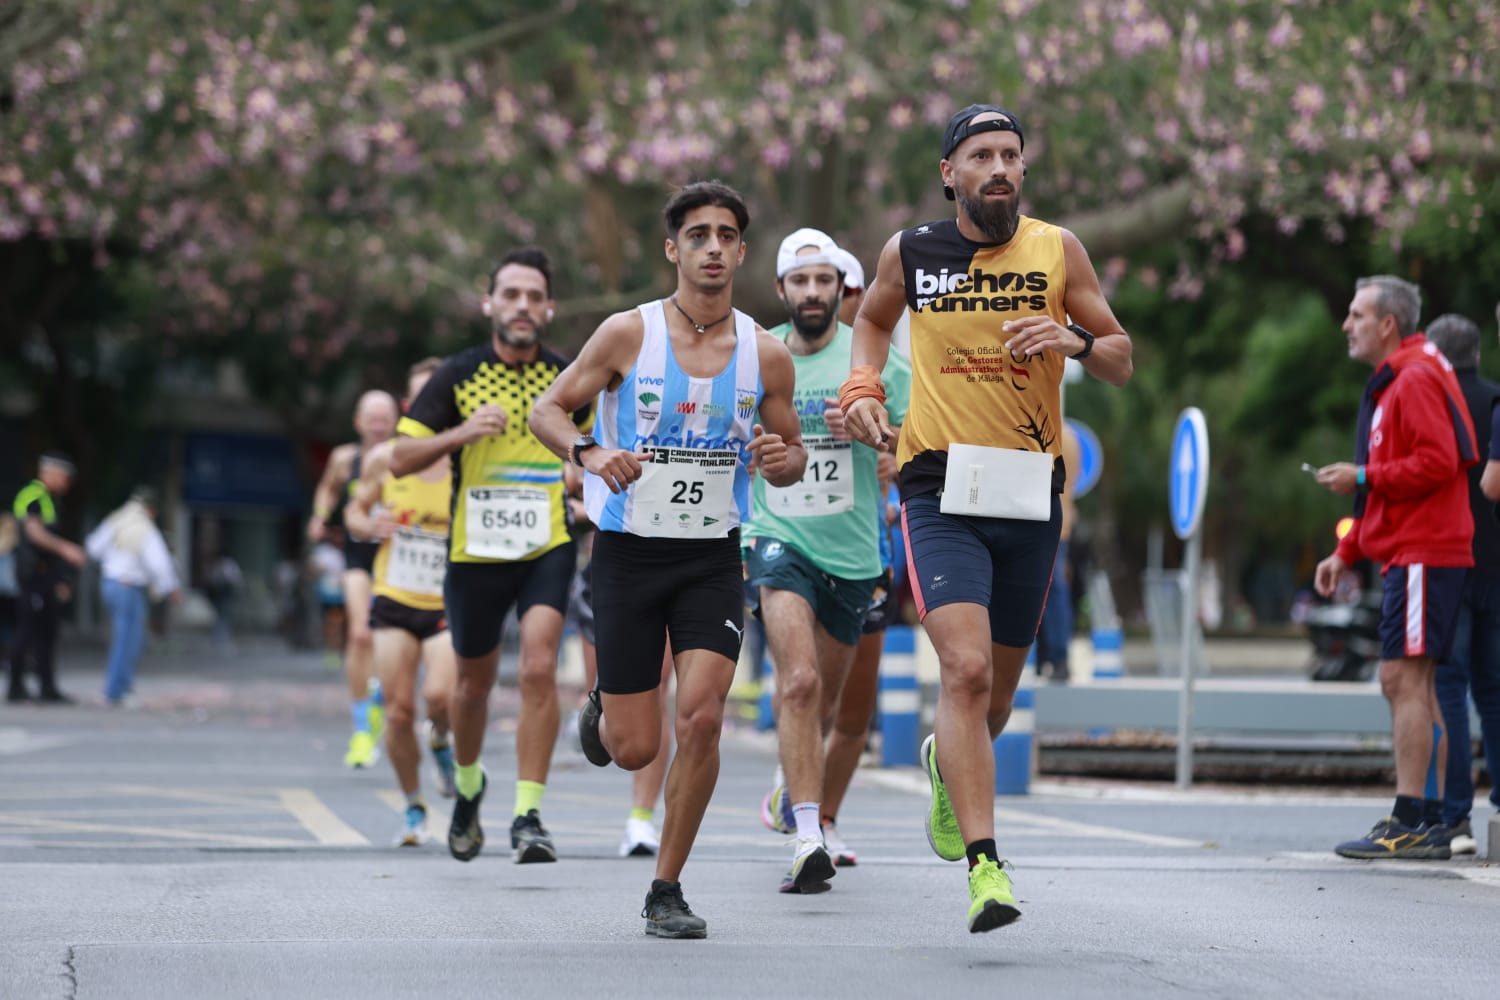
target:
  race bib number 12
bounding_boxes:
[762,434,854,517]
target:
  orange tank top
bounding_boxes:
[895,215,1068,499]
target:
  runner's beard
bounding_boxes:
[957,183,1021,244]
[784,288,840,341]
[496,316,545,348]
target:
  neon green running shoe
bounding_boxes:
[967,855,1021,933]
[344,729,378,769]
[921,734,964,861]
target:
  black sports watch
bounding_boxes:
[571,435,598,467]
[1067,323,1095,360]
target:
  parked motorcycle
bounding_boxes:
[1305,516,1382,681]
[1305,588,1382,682]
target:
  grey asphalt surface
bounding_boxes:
[1,640,1497,999]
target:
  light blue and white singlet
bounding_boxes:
[585,299,763,538]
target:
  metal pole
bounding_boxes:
[1175,529,1202,789]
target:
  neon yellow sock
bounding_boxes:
[455,762,484,800]
[515,780,545,818]
[629,807,654,823]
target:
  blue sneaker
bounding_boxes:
[1334,816,1451,860]
[425,721,457,799]
[394,803,430,847]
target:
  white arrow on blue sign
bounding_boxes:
[1065,418,1104,499]
[1169,407,1209,540]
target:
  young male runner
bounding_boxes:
[529,180,806,938]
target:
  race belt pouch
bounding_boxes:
[939,443,1054,521]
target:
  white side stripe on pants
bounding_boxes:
[1405,563,1425,657]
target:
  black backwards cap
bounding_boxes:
[941,104,1025,200]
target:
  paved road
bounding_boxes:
[1,644,1496,998]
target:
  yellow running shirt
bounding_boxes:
[398,344,592,564]
[373,469,451,611]
[896,215,1069,499]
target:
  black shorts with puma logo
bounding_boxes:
[589,528,744,695]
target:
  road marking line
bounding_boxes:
[277,789,369,846]
[0,727,72,756]
[992,807,1207,848]
[110,784,288,811]
[375,790,406,813]
[0,813,308,848]
[858,768,1206,848]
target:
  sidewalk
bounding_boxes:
[1121,634,1312,678]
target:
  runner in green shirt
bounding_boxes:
[743,229,911,894]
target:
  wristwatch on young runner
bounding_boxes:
[571,435,598,467]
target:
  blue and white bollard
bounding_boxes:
[879,625,920,767]
[993,653,1035,795]
[1091,626,1124,679]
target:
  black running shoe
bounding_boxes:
[642,879,707,939]
[579,688,612,767]
[447,771,486,862]
[510,809,558,864]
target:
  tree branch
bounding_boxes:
[414,1,579,63]
[1060,177,1197,259]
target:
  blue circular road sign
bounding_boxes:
[1066,418,1103,499]
[1169,407,1209,540]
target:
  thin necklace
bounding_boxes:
[669,295,732,334]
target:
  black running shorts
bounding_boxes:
[443,542,576,659]
[369,595,448,642]
[590,529,744,695]
[345,539,379,576]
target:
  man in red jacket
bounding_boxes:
[1313,275,1478,860]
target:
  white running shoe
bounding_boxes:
[620,816,660,857]
[821,821,857,867]
[780,834,836,894]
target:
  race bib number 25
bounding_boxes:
[627,447,738,539]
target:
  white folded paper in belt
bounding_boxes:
[939,443,1055,521]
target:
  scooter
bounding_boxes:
[1305,588,1382,682]
[1305,516,1381,682]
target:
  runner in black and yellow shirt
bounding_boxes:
[346,358,458,849]
[841,105,1134,933]
[391,247,592,866]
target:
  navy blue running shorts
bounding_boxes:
[1379,563,1467,663]
[900,492,1061,648]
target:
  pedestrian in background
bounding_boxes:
[1431,310,1500,854]
[8,452,86,704]
[1313,277,1477,860]
[0,513,19,677]
[206,549,244,655]
[85,487,182,707]
[1036,420,1082,682]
